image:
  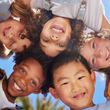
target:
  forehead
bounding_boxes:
[20,58,43,72]
[54,61,88,77]
[41,44,62,57]
[19,58,44,79]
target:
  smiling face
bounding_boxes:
[8,58,45,97]
[80,37,110,69]
[50,61,95,110]
[40,17,72,57]
[0,19,31,52]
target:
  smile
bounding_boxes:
[14,81,23,91]
[50,25,64,33]
[73,92,86,100]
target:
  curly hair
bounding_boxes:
[31,9,85,56]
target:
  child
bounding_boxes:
[0,0,38,58]
[46,51,110,110]
[77,29,110,100]
[0,53,45,109]
[80,29,110,70]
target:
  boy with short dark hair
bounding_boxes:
[0,54,45,109]
[46,51,110,110]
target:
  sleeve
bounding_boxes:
[0,0,12,21]
[84,0,104,31]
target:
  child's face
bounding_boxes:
[0,19,31,52]
[50,61,95,110]
[8,58,45,97]
[40,17,72,57]
[80,37,110,69]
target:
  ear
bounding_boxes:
[13,64,17,70]
[49,87,59,99]
[90,70,96,84]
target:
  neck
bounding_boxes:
[3,79,16,103]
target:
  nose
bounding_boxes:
[50,35,59,41]
[71,82,81,93]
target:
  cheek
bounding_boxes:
[85,80,94,94]
[16,23,25,30]
[96,58,108,68]
[56,86,70,97]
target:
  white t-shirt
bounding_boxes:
[84,101,110,110]
[0,74,16,109]
[0,0,14,21]
[31,0,104,31]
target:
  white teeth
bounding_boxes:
[52,27,63,33]
[14,82,22,91]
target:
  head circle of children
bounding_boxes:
[0,0,110,109]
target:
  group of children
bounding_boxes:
[0,0,110,110]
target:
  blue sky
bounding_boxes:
[0,0,110,109]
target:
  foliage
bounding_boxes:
[16,96,65,110]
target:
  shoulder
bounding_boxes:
[94,101,110,110]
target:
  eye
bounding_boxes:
[19,33,26,39]
[30,80,36,87]
[92,41,96,49]
[91,57,96,66]
[18,67,26,75]
[78,76,85,80]
[19,29,27,39]
[61,82,69,86]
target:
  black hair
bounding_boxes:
[44,50,91,92]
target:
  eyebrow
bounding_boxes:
[57,70,85,83]
[22,63,42,86]
[74,70,85,76]
[57,77,69,83]
[20,63,29,72]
